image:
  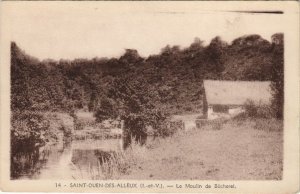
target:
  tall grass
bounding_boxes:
[253,118,283,132]
[232,100,283,132]
[71,139,146,180]
[71,114,283,180]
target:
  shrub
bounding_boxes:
[244,100,273,119]
[153,120,185,138]
[74,120,84,130]
[11,111,50,154]
[184,106,193,112]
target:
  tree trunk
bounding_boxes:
[122,119,147,149]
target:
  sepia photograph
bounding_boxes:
[0,1,299,193]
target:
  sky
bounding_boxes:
[3,2,286,60]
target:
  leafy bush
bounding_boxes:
[11,111,50,154]
[94,98,118,123]
[153,120,184,137]
[244,100,273,119]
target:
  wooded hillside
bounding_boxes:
[11,33,283,117]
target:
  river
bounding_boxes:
[11,138,124,180]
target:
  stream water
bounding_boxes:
[11,138,123,180]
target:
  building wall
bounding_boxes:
[207,105,244,120]
[207,106,219,120]
[228,107,244,115]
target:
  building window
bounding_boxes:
[212,105,229,113]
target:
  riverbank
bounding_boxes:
[117,118,283,180]
[11,111,283,180]
[10,111,75,178]
[11,111,74,148]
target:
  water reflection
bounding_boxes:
[11,138,122,180]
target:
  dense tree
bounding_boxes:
[206,36,227,77]
[270,33,284,119]
[11,33,284,144]
[94,69,168,148]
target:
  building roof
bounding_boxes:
[203,80,272,106]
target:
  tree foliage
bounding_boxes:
[11,33,284,143]
[270,33,284,119]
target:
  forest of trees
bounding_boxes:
[11,33,284,143]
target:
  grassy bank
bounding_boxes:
[11,110,283,180]
[88,118,283,180]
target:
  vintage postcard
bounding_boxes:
[0,1,299,193]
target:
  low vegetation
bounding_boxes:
[78,117,282,180]
[71,141,146,180]
[11,111,74,155]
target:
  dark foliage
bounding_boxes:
[270,33,284,119]
[11,111,51,157]
[10,33,284,141]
